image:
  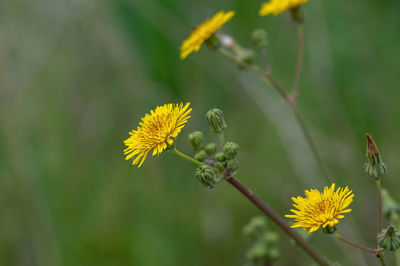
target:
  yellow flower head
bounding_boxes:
[285,183,354,234]
[259,0,308,16]
[124,103,192,167]
[180,10,235,60]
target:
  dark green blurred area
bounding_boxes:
[1,0,400,265]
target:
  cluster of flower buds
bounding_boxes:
[214,142,240,172]
[189,108,240,188]
[243,216,280,264]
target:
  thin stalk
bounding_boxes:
[225,173,330,266]
[172,148,218,172]
[218,48,331,183]
[376,178,383,232]
[261,48,271,73]
[291,24,304,103]
[379,253,386,266]
[291,108,331,183]
[218,132,225,149]
[334,233,380,256]
[218,48,289,102]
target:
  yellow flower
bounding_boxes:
[180,10,235,60]
[124,103,192,167]
[259,0,308,16]
[285,183,354,234]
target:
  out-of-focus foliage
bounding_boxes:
[1,0,400,265]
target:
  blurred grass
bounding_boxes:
[1,0,400,265]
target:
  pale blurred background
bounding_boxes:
[1,0,400,265]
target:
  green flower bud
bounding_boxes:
[223,142,239,159]
[290,6,305,24]
[251,28,268,49]
[378,226,400,251]
[268,247,280,261]
[205,34,220,50]
[188,131,204,150]
[246,242,268,261]
[322,225,336,234]
[194,150,207,162]
[214,152,226,162]
[264,232,279,243]
[234,45,254,65]
[215,162,225,171]
[243,216,267,240]
[195,165,217,188]
[364,134,387,178]
[382,188,400,220]
[206,108,227,133]
[227,159,239,172]
[204,143,217,156]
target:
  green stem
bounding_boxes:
[376,178,383,232]
[218,132,225,149]
[334,233,380,256]
[218,48,289,102]
[379,252,386,266]
[291,24,304,103]
[291,108,331,183]
[172,148,203,166]
[172,148,218,172]
[218,48,331,183]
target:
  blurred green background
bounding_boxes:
[1,0,400,265]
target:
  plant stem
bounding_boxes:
[290,107,331,183]
[218,48,289,102]
[291,24,304,103]
[218,132,225,149]
[376,177,383,232]
[218,48,331,183]
[225,172,330,266]
[379,253,386,266]
[172,148,218,172]
[334,233,380,256]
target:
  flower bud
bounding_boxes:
[234,45,254,65]
[214,152,226,162]
[290,6,305,24]
[382,188,400,220]
[223,142,239,159]
[227,159,239,172]
[243,216,267,240]
[206,108,227,133]
[204,143,217,156]
[215,162,225,171]
[188,131,204,150]
[364,133,387,178]
[194,150,207,162]
[195,165,217,188]
[268,248,280,261]
[322,225,336,234]
[246,242,268,262]
[251,29,268,49]
[264,232,279,243]
[204,34,220,50]
[378,226,400,251]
